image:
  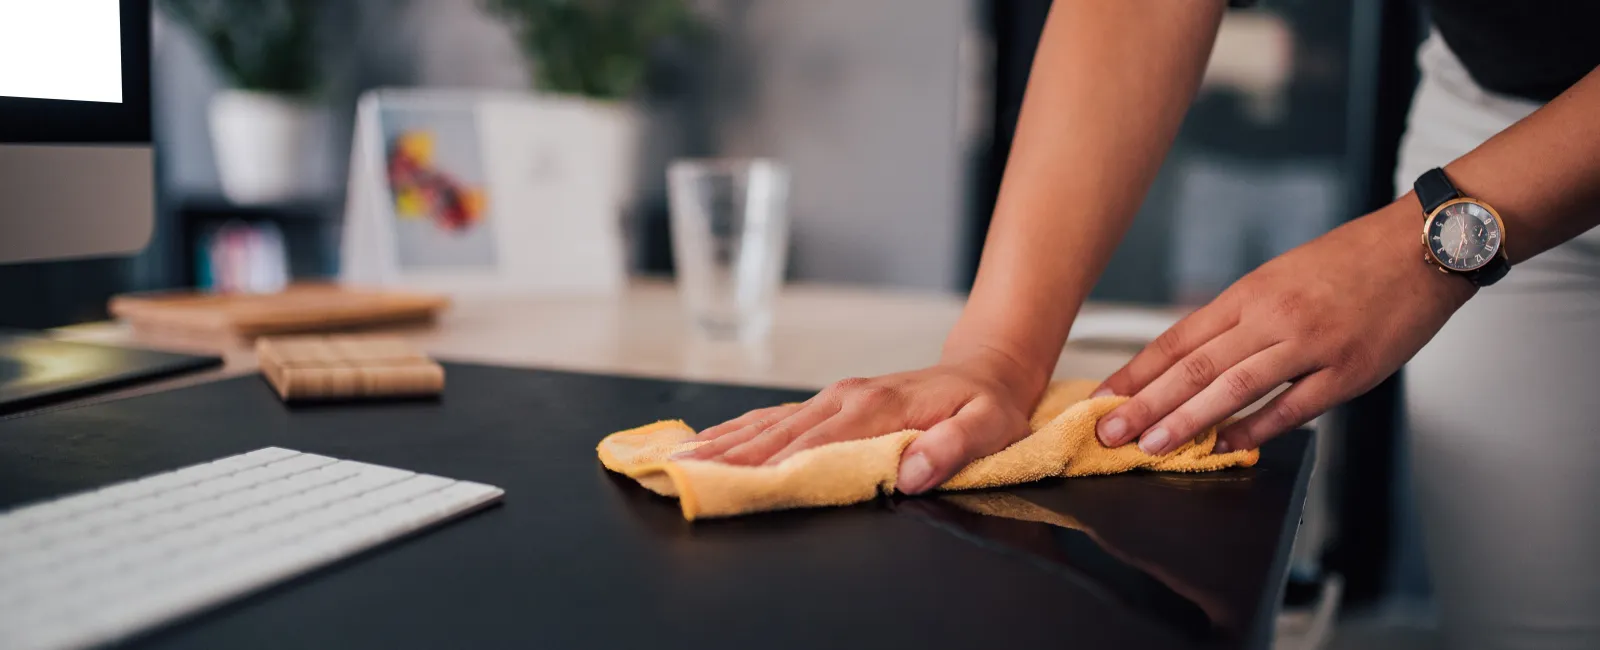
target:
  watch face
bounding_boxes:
[1427,200,1502,272]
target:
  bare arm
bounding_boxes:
[1096,64,1600,455]
[681,0,1229,494]
[945,0,1227,405]
[1447,65,1600,261]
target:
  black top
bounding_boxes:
[1429,0,1600,102]
[1226,0,1598,103]
[0,364,1315,650]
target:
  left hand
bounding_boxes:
[1093,199,1478,454]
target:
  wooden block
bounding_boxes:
[257,335,444,402]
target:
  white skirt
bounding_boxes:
[1396,33,1600,650]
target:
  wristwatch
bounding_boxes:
[1414,167,1510,287]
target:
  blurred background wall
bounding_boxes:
[691,0,979,289]
[140,0,983,297]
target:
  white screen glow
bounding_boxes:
[0,0,123,103]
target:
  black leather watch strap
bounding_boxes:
[1466,255,1511,287]
[1414,167,1459,215]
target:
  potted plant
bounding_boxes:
[160,0,327,205]
[480,0,699,247]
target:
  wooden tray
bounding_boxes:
[109,285,449,349]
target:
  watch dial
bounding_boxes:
[1428,201,1501,272]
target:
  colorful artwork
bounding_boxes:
[386,130,488,233]
[378,105,498,271]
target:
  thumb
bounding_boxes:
[896,399,1015,495]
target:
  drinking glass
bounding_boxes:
[667,159,791,342]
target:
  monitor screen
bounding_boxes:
[0,0,123,104]
[0,0,146,145]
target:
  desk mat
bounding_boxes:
[0,333,220,418]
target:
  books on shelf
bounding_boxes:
[197,220,289,294]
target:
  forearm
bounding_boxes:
[1444,65,1600,262]
[943,0,1226,402]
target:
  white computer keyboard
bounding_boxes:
[0,447,505,650]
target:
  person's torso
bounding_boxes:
[1427,0,1600,102]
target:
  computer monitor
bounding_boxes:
[0,0,154,263]
[0,0,218,417]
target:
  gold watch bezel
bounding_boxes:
[1420,197,1507,273]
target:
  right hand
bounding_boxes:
[673,351,1043,494]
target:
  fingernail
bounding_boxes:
[898,453,934,494]
[1139,427,1171,455]
[1098,417,1127,446]
[1090,386,1114,398]
[1214,439,1232,454]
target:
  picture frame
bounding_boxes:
[341,88,628,295]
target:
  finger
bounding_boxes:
[762,403,904,466]
[1097,327,1266,447]
[675,403,806,460]
[1135,342,1314,455]
[896,399,1021,495]
[697,404,800,442]
[713,401,843,466]
[1215,369,1339,453]
[1093,305,1236,399]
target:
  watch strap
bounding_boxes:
[1414,167,1459,215]
[1466,255,1511,287]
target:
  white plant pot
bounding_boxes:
[543,95,640,223]
[513,94,640,274]
[579,98,642,268]
[209,89,322,205]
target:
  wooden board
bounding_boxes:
[256,335,444,401]
[108,285,449,349]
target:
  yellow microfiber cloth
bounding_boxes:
[597,379,1259,520]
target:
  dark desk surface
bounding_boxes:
[0,363,1313,650]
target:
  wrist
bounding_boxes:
[1370,196,1479,308]
[940,341,1051,410]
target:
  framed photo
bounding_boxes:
[341,88,627,295]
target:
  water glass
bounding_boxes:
[667,159,791,342]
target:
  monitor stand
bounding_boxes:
[0,330,221,417]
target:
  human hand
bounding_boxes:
[1094,200,1477,454]
[673,351,1043,495]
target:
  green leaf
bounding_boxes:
[479,0,698,101]
[160,0,331,96]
